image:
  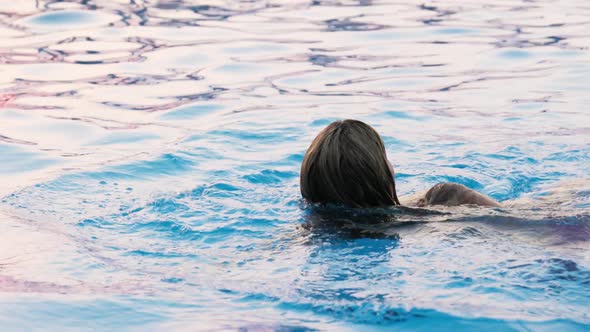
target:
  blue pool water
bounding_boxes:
[0,1,589,331]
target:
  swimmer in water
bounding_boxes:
[300,119,500,208]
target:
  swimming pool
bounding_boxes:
[0,1,589,331]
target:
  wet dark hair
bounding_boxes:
[300,119,401,208]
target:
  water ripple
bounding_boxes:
[0,0,589,331]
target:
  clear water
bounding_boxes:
[1,1,589,331]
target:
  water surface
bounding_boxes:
[0,1,589,331]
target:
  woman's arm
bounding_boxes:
[417,182,501,207]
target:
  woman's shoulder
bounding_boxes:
[410,182,501,207]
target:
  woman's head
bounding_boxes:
[300,119,400,207]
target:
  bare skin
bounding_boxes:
[409,182,501,208]
[387,159,501,208]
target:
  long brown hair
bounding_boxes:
[300,119,401,207]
